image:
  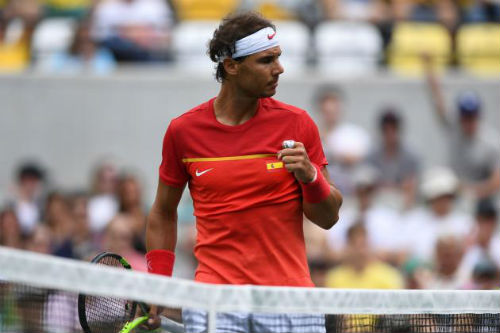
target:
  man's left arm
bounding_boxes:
[278,142,342,229]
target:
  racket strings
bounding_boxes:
[82,255,136,333]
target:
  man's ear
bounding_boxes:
[223,58,240,77]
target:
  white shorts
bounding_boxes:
[182,309,326,333]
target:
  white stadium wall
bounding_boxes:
[0,72,499,204]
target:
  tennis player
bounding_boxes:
[145,12,343,333]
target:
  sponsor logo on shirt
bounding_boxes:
[195,168,214,177]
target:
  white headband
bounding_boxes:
[231,27,279,59]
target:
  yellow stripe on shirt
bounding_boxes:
[182,154,276,163]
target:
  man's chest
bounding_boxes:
[184,155,295,199]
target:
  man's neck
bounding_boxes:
[214,84,259,126]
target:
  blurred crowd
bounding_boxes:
[0,0,499,291]
[1,59,499,291]
[0,159,150,272]
[0,0,499,74]
[305,71,500,290]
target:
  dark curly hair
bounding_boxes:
[208,11,275,82]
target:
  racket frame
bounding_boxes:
[78,252,142,333]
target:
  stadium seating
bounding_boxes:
[388,23,452,76]
[171,20,309,74]
[3,18,25,44]
[31,18,77,66]
[274,21,309,73]
[171,21,220,73]
[457,23,500,77]
[171,0,239,21]
[314,21,383,76]
[256,2,295,20]
[0,20,30,73]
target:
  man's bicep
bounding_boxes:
[153,179,185,215]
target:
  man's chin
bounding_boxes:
[261,89,277,98]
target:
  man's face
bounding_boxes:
[459,114,479,138]
[320,96,341,128]
[477,217,496,244]
[381,123,399,148]
[436,239,463,275]
[19,175,42,199]
[233,46,284,98]
[429,194,454,217]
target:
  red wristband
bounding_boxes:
[300,164,331,203]
[146,249,175,277]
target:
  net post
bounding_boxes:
[208,309,216,333]
[207,286,219,333]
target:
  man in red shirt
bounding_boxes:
[145,11,343,333]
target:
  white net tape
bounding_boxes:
[1,246,499,315]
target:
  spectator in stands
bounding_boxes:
[460,199,500,279]
[304,217,334,260]
[44,20,116,75]
[43,0,93,19]
[308,259,330,288]
[402,167,473,263]
[25,224,52,254]
[392,0,458,31]
[316,86,371,196]
[0,0,40,72]
[91,0,174,62]
[9,162,46,236]
[117,172,146,253]
[425,234,468,289]
[366,109,420,210]
[103,214,147,271]
[459,0,500,23]
[0,208,23,248]
[424,56,500,201]
[325,223,404,289]
[327,165,402,265]
[87,159,119,235]
[402,257,433,289]
[321,0,388,23]
[44,192,76,258]
[68,192,97,260]
[463,259,499,290]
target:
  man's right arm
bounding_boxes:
[422,54,450,127]
[144,180,184,328]
[146,180,185,253]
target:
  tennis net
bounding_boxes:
[0,246,499,333]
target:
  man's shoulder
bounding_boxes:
[169,99,212,127]
[261,97,309,117]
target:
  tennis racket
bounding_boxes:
[78,252,184,333]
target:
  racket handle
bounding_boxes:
[160,316,185,333]
[138,302,150,315]
[120,316,149,333]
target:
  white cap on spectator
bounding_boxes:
[421,167,459,200]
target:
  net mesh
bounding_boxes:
[0,283,81,333]
[1,247,499,333]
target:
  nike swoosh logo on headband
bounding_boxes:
[267,32,276,40]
